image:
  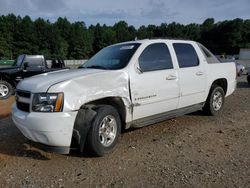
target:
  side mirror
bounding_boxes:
[136,60,143,74]
[136,66,143,74]
[23,62,29,70]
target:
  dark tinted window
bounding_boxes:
[198,44,212,58]
[24,56,43,67]
[139,43,173,72]
[173,43,199,68]
[198,43,220,64]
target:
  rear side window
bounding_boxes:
[198,43,220,64]
[24,56,44,67]
[199,44,212,58]
[139,43,173,72]
[173,43,199,68]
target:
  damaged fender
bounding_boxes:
[48,70,134,123]
[46,70,134,150]
[73,106,97,152]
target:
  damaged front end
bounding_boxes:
[46,70,133,153]
[72,105,97,152]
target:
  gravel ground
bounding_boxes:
[0,76,249,188]
[0,96,15,118]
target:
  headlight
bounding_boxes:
[32,93,64,112]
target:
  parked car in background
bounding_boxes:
[247,67,250,86]
[12,39,237,156]
[0,54,68,100]
[236,63,245,76]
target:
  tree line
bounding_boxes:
[0,14,250,60]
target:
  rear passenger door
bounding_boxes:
[130,43,180,120]
[172,42,206,108]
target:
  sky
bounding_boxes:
[0,0,249,27]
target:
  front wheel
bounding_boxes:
[203,86,225,116]
[86,105,121,156]
[0,80,13,100]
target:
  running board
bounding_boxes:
[129,103,204,128]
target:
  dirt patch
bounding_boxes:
[0,96,15,118]
[0,76,249,187]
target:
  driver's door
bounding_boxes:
[130,43,180,120]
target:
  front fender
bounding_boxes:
[72,106,97,152]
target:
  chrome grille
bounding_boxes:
[16,101,30,112]
[16,90,31,98]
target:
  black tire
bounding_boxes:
[86,105,121,156]
[0,80,13,100]
[238,70,243,77]
[247,75,250,86]
[203,86,225,116]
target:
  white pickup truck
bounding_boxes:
[12,39,237,156]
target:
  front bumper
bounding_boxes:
[12,104,78,153]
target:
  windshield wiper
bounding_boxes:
[81,65,107,70]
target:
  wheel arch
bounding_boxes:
[83,97,127,127]
[72,97,128,152]
[209,78,228,95]
[0,73,16,88]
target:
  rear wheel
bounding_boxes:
[0,80,13,100]
[86,105,121,156]
[203,86,225,116]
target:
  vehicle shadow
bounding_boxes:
[14,142,51,160]
[0,141,51,161]
[68,148,97,158]
[187,110,209,116]
[237,81,249,88]
[0,117,50,160]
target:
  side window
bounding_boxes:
[198,43,220,64]
[173,43,199,68]
[24,56,43,68]
[139,43,173,72]
[199,45,212,58]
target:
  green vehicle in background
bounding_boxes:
[0,60,14,66]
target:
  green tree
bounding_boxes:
[34,18,51,56]
[113,21,136,42]
[90,24,117,53]
[13,15,38,56]
[137,25,154,39]
[0,14,250,60]
[68,21,93,59]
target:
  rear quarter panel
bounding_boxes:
[205,62,236,97]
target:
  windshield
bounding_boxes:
[12,55,24,67]
[80,43,141,70]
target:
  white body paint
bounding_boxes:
[12,39,237,149]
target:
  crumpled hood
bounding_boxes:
[17,68,131,112]
[47,69,130,111]
[17,69,106,92]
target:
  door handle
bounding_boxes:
[166,75,177,80]
[196,71,204,76]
